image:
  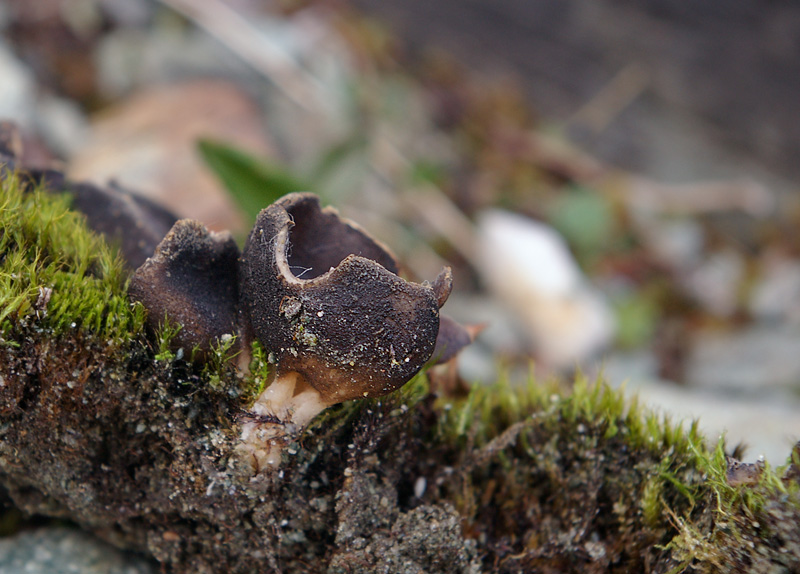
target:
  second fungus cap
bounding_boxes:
[129,219,241,356]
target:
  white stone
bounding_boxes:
[682,250,744,317]
[688,326,800,392]
[477,209,615,369]
[750,258,800,323]
[35,95,89,158]
[0,42,36,128]
[641,217,704,270]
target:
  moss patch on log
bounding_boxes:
[1,175,799,573]
[0,173,144,343]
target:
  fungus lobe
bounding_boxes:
[129,219,241,357]
[0,121,178,270]
[240,193,452,416]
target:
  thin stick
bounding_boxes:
[156,0,326,112]
[568,63,650,134]
[371,137,482,270]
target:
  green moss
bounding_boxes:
[238,340,272,405]
[417,371,798,572]
[1,172,798,572]
[0,173,144,343]
[153,316,184,362]
[202,333,241,391]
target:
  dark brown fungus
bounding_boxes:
[0,122,68,191]
[0,121,65,191]
[0,121,22,158]
[239,193,452,432]
[0,122,178,269]
[783,441,800,486]
[129,219,241,358]
[67,181,179,269]
[725,455,765,487]
[430,315,481,365]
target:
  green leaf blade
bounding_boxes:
[197,139,308,225]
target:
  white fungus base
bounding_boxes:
[237,371,330,473]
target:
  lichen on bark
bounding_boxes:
[1,174,800,573]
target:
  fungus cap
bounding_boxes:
[129,219,241,356]
[240,193,452,404]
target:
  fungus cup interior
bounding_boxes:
[282,198,398,280]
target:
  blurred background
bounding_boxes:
[2,0,800,466]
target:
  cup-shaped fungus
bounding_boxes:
[238,193,451,466]
[0,122,179,271]
[129,219,241,358]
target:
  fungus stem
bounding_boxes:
[238,370,330,471]
[249,371,330,425]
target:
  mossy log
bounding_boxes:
[1,175,799,573]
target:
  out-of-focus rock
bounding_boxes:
[0,41,36,128]
[0,527,156,574]
[688,325,800,393]
[35,95,89,158]
[101,0,153,28]
[749,255,800,324]
[477,209,615,369]
[68,80,275,234]
[639,217,704,271]
[602,350,800,465]
[95,27,252,99]
[436,293,531,384]
[681,250,744,318]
